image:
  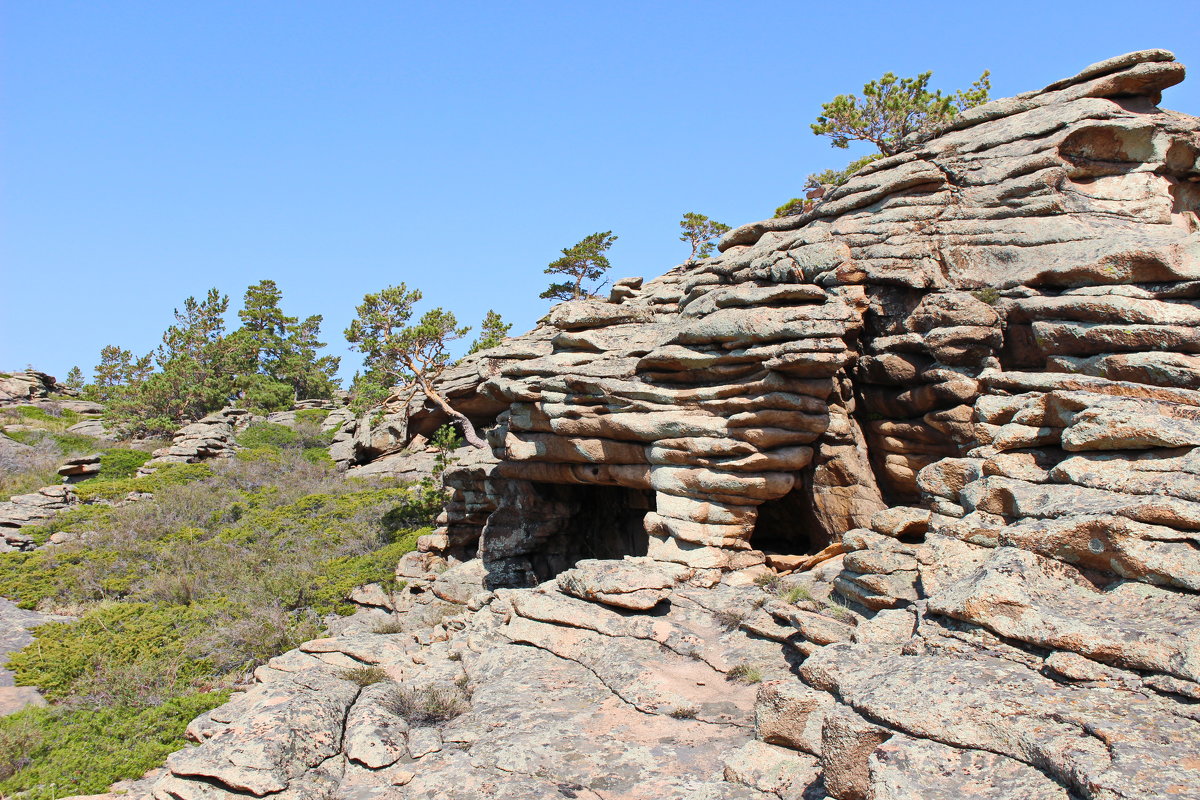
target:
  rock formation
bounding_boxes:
[0,485,77,550]
[0,371,62,405]
[137,50,1200,800]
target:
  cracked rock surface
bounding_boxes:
[137,50,1200,800]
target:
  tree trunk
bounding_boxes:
[417,378,488,449]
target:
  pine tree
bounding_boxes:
[811,70,991,157]
[345,284,485,448]
[468,310,512,354]
[64,366,85,392]
[540,232,617,301]
[678,213,731,260]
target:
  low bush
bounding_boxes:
[0,691,228,798]
[6,405,83,428]
[7,602,213,702]
[74,462,213,502]
[0,442,428,790]
[5,429,96,455]
[341,666,391,687]
[237,422,299,450]
[294,408,331,426]
[726,663,763,685]
[383,684,467,724]
[92,448,153,481]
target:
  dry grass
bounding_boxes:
[382,684,467,724]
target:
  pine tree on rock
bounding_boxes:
[679,213,731,260]
[540,231,617,301]
[811,70,991,157]
[345,284,486,448]
[468,310,512,354]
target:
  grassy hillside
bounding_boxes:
[0,420,434,797]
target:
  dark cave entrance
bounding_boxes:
[749,482,827,556]
[528,482,653,582]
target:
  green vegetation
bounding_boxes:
[783,584,814,604]
[340,666,391,687]
[63,366,85,392]
[93,448,153,480]
[3,405,82,428]
[679,213,730,260]
[0,435,430,790]
[973,287,1002,305]
[344,285,486,448]
[777,68,990,217]
[467,310,512,355]
[0,692,229,798]
[540,231,617,302]
[92,281,341,436]
[726,663,763,685]
[382,684,467,724]
[73,462,213,503]
[812,69,991,157]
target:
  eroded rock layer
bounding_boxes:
[146,50,1200,800]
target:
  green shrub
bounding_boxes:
[972,287,1002,305]
[9,406,82,426]
[0,691,228,798]
[0,714,41,780]
[783,585,814,604]
[74,462,213,502]
[294,408,331,426]
[0,547,128,609]
[8,602,213,701]
[726,663,763,685]
[17,504,114,547]
[306,536,419,615]
[302,446,334,466]
[235,375,294,414]
[92,448,153,481]
[5,429,97,455]
[236,422,299,450]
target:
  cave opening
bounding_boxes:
[527,482,653,582]
[749,483,827,556]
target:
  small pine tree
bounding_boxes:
[811,70,991,157]
[679,213,731,260]
[468,311,512,354]
[64,366,85,392]
[540,232,617,302]
[344,284,486,448]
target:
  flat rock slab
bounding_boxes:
[555,557,684,609]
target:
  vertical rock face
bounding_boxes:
[398,48,1198,587]
[150,51,1200,800]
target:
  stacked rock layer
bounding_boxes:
[410,48,1200,586]
[147,50,1200,800]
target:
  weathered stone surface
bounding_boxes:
[140,51,1200,800]
[867,735,1072,800]
[555,557,683,609]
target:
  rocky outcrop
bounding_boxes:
[141,408,252,470]
[57,453,101,481]
[142,50,1200,799]
[0,371,61,404]
[0,485,77,550]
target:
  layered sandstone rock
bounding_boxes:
[145,51,1200,800]
[0,371,61,404]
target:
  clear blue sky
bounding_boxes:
[3,1,1198,383]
